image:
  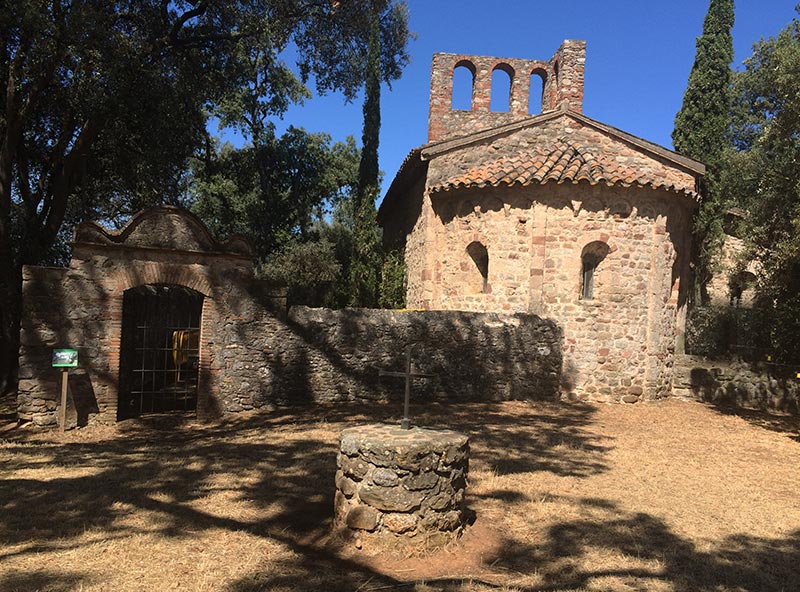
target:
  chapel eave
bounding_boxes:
[379,108,706,225]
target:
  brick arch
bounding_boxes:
[105,264,217,421]
[493,62,515,77]
[490,63,515,113]
[452,59,476,110]
[577,232,617,255]
[529,67,548,114]
[531,66,548,84]
[115,265,213,298]
[453,58,477,75]
[576,235,617,301]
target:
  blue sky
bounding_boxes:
[224,1,799,200]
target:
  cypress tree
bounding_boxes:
[348,1,382,307]
[673,0,735,163]
[672,0,735,303]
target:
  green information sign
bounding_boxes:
[52,349,78,368]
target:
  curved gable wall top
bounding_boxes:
[74,206,254,258]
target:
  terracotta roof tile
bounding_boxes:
[429,138,697,197]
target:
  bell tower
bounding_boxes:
[427,40,586,143]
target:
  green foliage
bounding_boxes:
[0,1,411,390]
[257,238,340,307]
[199,0,411,309]
[686,303,800,365]
[672,0,735,302]
[378,249,407,309]
[348,182,381,308]
[294,0,412,101]
[190,128,360,259]
[721,11,800,363]
[686,305,745,358]
[0,1,254,391]
[348,2,384,307]
[672,0,735,165]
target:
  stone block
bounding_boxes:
[403,471,439,491]
[372,468,399,487]
[383,512,417,534]
[335,471,358,498]
[346,506,379,532]
[335,424,470,543]
[359,484,424,513]
[339,455,369,480]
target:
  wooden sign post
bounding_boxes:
[58,369,69,433]
[52,349,78,432]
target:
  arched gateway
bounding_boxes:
[16,206,283,427]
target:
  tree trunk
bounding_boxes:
[0,218,20,396]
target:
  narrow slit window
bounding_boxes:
[582,257,598,300]
[467,241,489,293]
[580,241,610,300]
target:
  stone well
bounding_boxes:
[334,424,469,542]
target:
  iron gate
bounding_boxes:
[118,284,203,419]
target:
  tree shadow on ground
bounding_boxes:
[425,498,800,592]
[706,402,800,442]
[3,404,798,591]
[0,401,603,590]
[0,570,91,592]
[414,401,610,478]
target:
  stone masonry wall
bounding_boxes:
[673,354,800,413]
[19,209,562,428]
[17,246,277,426]
[428,40,585,143]
[405,182,691,402]
[334,425,469,542]
[275,307,562,405]
[399,108,698,402]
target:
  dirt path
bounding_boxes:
[2,399,799,591]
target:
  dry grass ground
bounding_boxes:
[1,399,800,592]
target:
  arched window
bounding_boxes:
[580,241,610,300]
[529,70,546,114]
[490,65,513,112]
[466,241,489,293]
[452,62,475,110]
[729,271,757,308]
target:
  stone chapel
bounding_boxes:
[378,41,706,401]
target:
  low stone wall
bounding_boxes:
[673,354,800,413]
[19,300,562,426]
[276,306,562,405]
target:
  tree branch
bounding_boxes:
[33,117,103,261]
[168,1,209,43]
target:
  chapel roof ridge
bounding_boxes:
[380,107,706,218]
[421,107,705,176]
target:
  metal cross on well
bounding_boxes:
[378,343,434,429]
